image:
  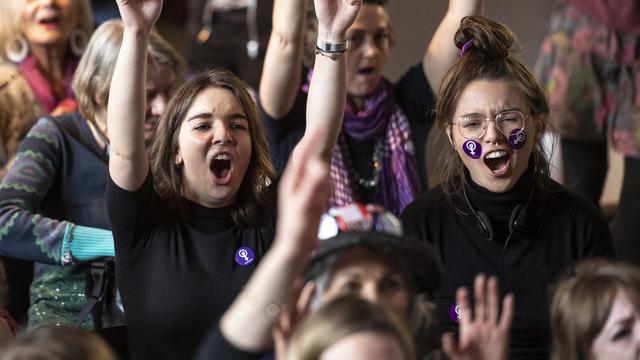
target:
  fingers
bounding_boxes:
[473,273,486,322]
[499,293,515,331]
[297,281,316,318]
[486,275,499,324]
[456,286,470,329]
[441,332,460,359]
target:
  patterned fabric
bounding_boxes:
[330,79,420,215]
[535,2,640,157]
[0,114,112,328]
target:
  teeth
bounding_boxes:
[214,154,230,161]
[486,151,507,159]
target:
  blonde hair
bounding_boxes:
[0,0,93,62]
[287,296,415,360]
[550,259,640,360]
[72,20,185,123]
[0,326,116,360]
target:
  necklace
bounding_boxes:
[340,135,385,190]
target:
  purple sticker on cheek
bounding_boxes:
[509,129,527,150]
[462,140,482,159]
[235,247,255,266]
[449,304,462,322]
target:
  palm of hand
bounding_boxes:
[116,0,163,30]
[315,0,361,35]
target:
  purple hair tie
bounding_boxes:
[460,39,474,56]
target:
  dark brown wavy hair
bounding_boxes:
[436,15,551,202]
[149,69,275,227]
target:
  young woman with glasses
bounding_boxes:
[401,15,615,359]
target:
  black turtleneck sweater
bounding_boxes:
[401,166,614,360]
[106,173,276,360]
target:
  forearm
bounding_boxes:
[259,0,308,118]
[423,0,484,93]
[295,27,347,165]
[107,29,150,191]
[220,243,308,351]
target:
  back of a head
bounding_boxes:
[550,260,640,360]
[436,15,550,196]
[0,326,116,360]
[287,296,415,360]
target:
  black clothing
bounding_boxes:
[561,138,608,207]
[106,173,276,360]
[261,63,435,193]
[401,168,614,359]
[194,324,265,360]
[610,156,640,264]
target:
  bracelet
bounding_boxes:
[316,38,348,53]
[315,47,347,60]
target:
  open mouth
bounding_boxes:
[484,150,510,175]
[39,16,61,26]
[211,153,232,183]
[358,66,375,75]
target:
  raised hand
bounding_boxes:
[115,0,163,33]
[442,274,514,360]
[314,0,362,42]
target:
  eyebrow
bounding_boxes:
[460,107,524,117]
[186,112,249,122]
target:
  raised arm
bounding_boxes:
[108,0,162,190]
[218,131,330,352]
[292,0,361,165]
[258,0,309,118]
[423,0,484,93]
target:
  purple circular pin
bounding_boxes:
[462,140,482,159]
[235,247,255,266]
[449,304,462,322]
[508,129,527,150]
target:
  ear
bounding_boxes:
[174,149,183,167]
[445,125,455,149]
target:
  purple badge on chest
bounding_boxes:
[462,140,482,159]
[449,303,462,322]
[235,247,255,266]
[508,129,527,150]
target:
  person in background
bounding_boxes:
[550,259,640,360]
[0,326,117,360]
[0,261,18,347]
[0,0,93,325]
[0,19,183,330]
[535,0,640,264]
[401,15,615,359]
[186,0,272,90]
[259,0,483,215]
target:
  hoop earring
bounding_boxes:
[70,28,88,57]
[6,34,28,63]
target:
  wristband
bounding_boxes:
[316,38,348,53]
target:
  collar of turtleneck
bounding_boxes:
[464,162,535,222]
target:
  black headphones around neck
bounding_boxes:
[462,185,535,242]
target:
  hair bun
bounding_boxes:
[454,15,515,60]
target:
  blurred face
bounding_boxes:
[145,64,176,142]
[175,86,252,208]
[592,291,640,360]
[447,79,536,193]
[346,4,390,98]
[322,248,409,315]
[19,0,80,49]
[320,332,405,360]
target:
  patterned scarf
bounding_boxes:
[330,78,420,215]
[19,55,78,113]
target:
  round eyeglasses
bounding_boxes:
[453,110,527,140]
